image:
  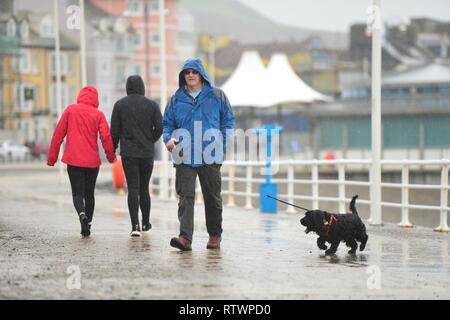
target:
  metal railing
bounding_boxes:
[149,159,450,233]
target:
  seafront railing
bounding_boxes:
[150,159,450,232]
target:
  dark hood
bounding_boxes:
[77,86,99,108]
[178,58,211,88]
[126,75,145,95]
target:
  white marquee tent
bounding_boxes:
[220,51,269,107]
[265,53,332,105]
[221,51,332,108]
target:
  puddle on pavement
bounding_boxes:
[319,253,369,267]
[205,250,223,271]
[258,219,278,244]
[311,232,449,270]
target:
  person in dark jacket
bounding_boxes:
[47,86,116,237]
[111,75,163,237]
[163,58,234,251]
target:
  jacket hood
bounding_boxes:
[126,75,145,95]
[178,58,211,88]
[77,86,99,108]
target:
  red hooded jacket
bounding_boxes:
[47,86,116,168]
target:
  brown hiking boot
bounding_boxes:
[206,236,221,249]
[170,236,192,251]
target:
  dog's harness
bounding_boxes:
[323,214,338,236]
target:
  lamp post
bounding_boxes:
[53,0,64,183]
[370,0,383,225]
[79,0,87,87]
[209,35,215,86]
[159,0,169,199]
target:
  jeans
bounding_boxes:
[175,164,223,241]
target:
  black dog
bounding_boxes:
[300,195,368,255]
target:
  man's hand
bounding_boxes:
[165,138,178,152]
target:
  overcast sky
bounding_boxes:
[235,0,450,31]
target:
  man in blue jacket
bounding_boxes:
[163,58,234,251]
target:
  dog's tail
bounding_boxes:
[350,195,359,215]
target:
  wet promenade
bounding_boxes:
[0,164,449,299]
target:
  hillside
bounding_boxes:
[178,0,348,46]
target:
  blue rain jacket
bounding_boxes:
[163,58,235,167]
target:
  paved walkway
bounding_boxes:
[0,165,449,299]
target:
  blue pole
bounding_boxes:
[257,124,283,213]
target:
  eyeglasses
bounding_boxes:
[183,69,199,76]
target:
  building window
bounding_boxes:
[101,60,110,77]
[116,36,125,52]
[15,83,36,113]
[0,87,3,117]
[31,51,39,74]
[151,33,160,46]
[7,18,16,37]
[131,33,143,49]
[115,64,127,85]
[50,83,69,114]
[150,0,159,12]
[50,51,68,75]
[125,0,143,16]
[133,64,143,76]
[19,49,31,74]
[40,15,54,38]
[20,20,29,39]
[151,64,160,77]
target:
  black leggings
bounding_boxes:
[121,157,154,227]
[67,165,99,223]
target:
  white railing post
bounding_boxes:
[338,163,345,213]
[227,165,236,207]
[159,162,170,200]
[169,173,177,201]
[245,164,253,210]
[149,175,155,197]
[286,164,296,213]
[398,163,413,228]
[434,162,450,232]
[312,161,319,209]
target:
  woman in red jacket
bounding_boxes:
[47,86,116,237]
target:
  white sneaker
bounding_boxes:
[130,225,141,237]
[130,230,141,237]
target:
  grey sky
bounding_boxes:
[235,0,450,31]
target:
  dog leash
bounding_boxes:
[266,195,310,211]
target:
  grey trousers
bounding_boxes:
[175,164,223,241]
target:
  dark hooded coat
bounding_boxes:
[110,75,163,159]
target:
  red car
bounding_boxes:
[27,142,50,160]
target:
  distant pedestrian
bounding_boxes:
[163,58,234,251]
[47,86,116,237]
[111,75,163,237]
